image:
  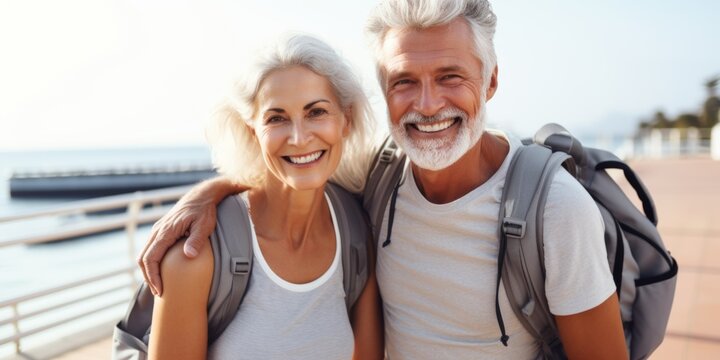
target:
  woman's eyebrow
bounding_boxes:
[262,99,330,116]
[303,99,330,110]
[263,107,285,115]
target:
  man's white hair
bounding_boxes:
[206,34,377,193]
[366,0,497,89]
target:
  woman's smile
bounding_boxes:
[283,150,326,166]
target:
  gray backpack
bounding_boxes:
[113,182,370,360]
[364,124,678,360]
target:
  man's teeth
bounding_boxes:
[415,119,455,133]
[288,151,323,164]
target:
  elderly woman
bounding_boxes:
[147,34,383,360]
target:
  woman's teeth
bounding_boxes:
[287,150,323,164]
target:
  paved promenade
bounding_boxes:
[633,157,720,359]
[52,156,720,359]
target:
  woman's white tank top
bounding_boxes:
[207,193,354,360]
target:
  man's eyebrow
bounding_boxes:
[386,66,465,82]
[386,71,412,82]
[437,65,464,73]
[303,99,330,110]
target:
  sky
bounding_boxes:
[1,0,718,151]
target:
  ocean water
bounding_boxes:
[0,145,212,292]
[0,146,212,355]
[0,147,212,355]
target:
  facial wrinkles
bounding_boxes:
[381,20,490,171]
[244,66,354,192]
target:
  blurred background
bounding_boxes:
[1,0,718,358]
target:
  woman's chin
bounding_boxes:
[280,175,331,192]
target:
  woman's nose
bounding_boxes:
[288,120,311,147]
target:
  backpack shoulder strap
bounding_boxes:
[326,182,370,310]
[363,135,406,244]
[496,143,570,355]
[207,194,253,344]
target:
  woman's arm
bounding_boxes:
[349,235,384,360]
[148,239,214,360]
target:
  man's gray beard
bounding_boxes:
[389,106,486,171]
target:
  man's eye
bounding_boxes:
[308,108,328,117]
[440,74,461,81]
[389,79,413,91]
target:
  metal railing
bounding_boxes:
[0,185,191,357]
[621,127,714,159]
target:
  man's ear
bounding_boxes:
[342,107,353,137]
[485,65,499,101]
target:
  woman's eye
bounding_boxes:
[308,108,328,117]
[266,116,285,124]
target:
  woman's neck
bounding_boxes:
[246,175,329,249]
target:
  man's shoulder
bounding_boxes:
[543,168,602,230]
[546,168,592,205]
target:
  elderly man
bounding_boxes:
[139,0,627,358]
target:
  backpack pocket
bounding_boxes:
[112,322,148,360]
[629,258,678,360]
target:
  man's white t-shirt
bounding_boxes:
[375,133,616,359]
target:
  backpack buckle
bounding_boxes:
[379,147,396,163]
[231,257,250,275]
[502,218,526,239]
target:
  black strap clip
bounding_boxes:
[231,257,250,275]
[502,218,526,239]
[379,146,396,163]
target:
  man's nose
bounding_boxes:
[288,120,311,147]
[413,82,445,117]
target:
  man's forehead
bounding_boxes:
[383,52,468,75]
[379,19,477,69]
[383,19,473,48]
[380,26,480,77]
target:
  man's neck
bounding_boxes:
[411,132,510,204]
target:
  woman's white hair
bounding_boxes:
[206,34,377,193]
[366,0,497,90]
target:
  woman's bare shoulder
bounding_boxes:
[160,239,214,298]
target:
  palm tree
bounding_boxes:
[701,76,720,128]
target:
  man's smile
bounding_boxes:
[408,118,460,133]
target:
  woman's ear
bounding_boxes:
[242,122,258,143]
[244,116,257,136]
[342,107,353,138]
